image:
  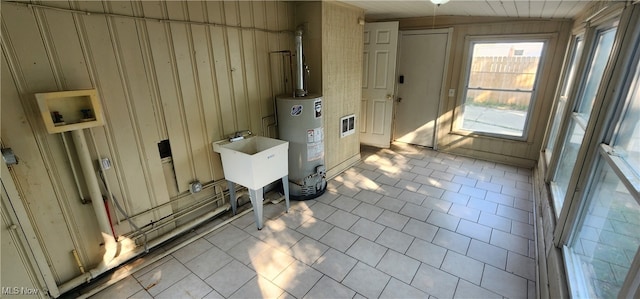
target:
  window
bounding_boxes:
[540,4,640,298]
[551,26,617,214]
[564,158,639,298]
[564,60,640,298]
[611,76,640,175]
[545,36,584,162]
[459,39,546,138]
[576,28,618,119]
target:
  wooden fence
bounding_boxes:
[467,56,540,110]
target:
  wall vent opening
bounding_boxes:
[340,114,356,138]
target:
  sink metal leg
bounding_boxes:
[282,175,290,213]
[249,188,264,230]
[227,180,237,215]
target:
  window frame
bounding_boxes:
[574,26,619,121]
[552,14,624,235]
[543,33,585,165]
[546,20,620,219]
[454,34,552,141]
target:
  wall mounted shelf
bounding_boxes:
[35,89,104,134]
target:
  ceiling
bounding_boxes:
[339,0,594,20]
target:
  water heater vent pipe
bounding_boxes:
[294,27,307,97]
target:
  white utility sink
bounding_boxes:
[212,136,289,229]
[213,136,288,189]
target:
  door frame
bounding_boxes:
[393,28,453,150]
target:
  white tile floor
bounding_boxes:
[87,143,536,298]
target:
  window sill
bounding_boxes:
[449,129,531,143]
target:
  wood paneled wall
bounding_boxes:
[321,2,364,176]
[295,1,364,177]
[1,0,295,284]
[397,17,572,167]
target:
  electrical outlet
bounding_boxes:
[448,89,455,97]
[100,158,112,170]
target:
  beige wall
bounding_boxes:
[394,16,572,167]
[1,0,365,288]
[1,0,295,285]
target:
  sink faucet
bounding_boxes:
[229,130,252,142]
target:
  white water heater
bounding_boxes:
[276,27,327,200]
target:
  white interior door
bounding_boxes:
[394,29,450,148]
[361,22,399,148]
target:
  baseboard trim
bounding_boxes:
[327,153,361,180]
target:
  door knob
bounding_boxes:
[386,94,393,101]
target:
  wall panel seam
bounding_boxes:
[181,1,214,180]
[204,1,224,141]
[237,4,253,133]
[104,1,156,213]
[202,3,225,178]
[262,2,275,107]
[33,7,64,90]
[221,1,238,132]
[249,1,264,135]
[131,1,166,210]
[163,0,196,182]
[134,1,168,141]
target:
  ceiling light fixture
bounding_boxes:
[430,0,448,28]
[430,0,450,5]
